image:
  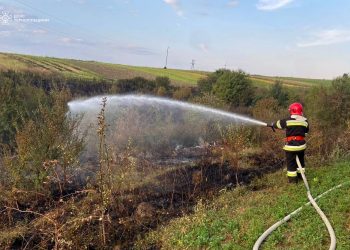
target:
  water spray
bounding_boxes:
[68,94,268,127]
[68,94,269,160]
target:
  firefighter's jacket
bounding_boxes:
[273,115,309,152]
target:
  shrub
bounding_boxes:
[0,74,49,148]
[212,70,254,107]
[3,89,84,193]
[155,76,171,91]
[218,125,253,184]
[191,93,228,110]
[269,80,289,107]
[156,86,167,96]
[117,77,156,94]
[197,69,229,94]
[252,97,284,123]
[307,74,350,131]
[172,87,193,100]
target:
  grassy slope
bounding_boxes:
[0,52,332,88]
[0,52,206,86]
[251,75,332,89]
[139,160,350,249]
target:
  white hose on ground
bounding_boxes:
[253,156,348,250]
[296,155,336,250]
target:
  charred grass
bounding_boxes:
[0,146,284,249]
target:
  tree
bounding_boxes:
[198,69,229,94]
[309,74,350,130]
[212,70,254,107]
[269,80,289,107]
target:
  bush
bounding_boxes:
[305,74,350,161]
[307,74,350,130]
[3,89,84,193]
[197,69,229,94]
[172,87,193,100]
[191,93,228,110]
[252,97,284,123]
[212,70,254,107]
[155,76,171,91]
[117,77,156,94]
[0,73,49,148]
[269,80,289,107]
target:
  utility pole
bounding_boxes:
[191,59,195,70]
[164,46,169,69]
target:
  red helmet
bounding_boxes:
[289,102,303,115]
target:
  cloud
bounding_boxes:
[297,29,350,48]
[227,0,239,8]
[0,30,11,37]
[60,37,84,44]
[198,43,209,52]
[117,44,158,56]
[256,0,294,11]
[32,29,47,34]
[163,0,184,17]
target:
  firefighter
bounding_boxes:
[270,103,309,183]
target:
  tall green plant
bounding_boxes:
[269,80,289,107]
[213,70,254,107]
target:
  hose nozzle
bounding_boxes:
[267,122,276,132]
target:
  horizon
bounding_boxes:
[1,0,350,79]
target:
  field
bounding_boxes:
[0,52,332,88]
[251,75,331,89]
[0,52,206,86]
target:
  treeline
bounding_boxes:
[0,70,183,97]
[1,68,349,160]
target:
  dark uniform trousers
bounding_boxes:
[286,150,305,182]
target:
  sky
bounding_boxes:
[0,0,350,79]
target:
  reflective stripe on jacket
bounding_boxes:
[273,115,309,152]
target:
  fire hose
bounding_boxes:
[252,155,348,250]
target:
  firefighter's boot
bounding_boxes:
[297,173,303,181]
[288,176,298,184]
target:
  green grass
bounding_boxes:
[0,53,29,71]
[251,75,332,89]
[119,65,207,86]
[139,160,350,249]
